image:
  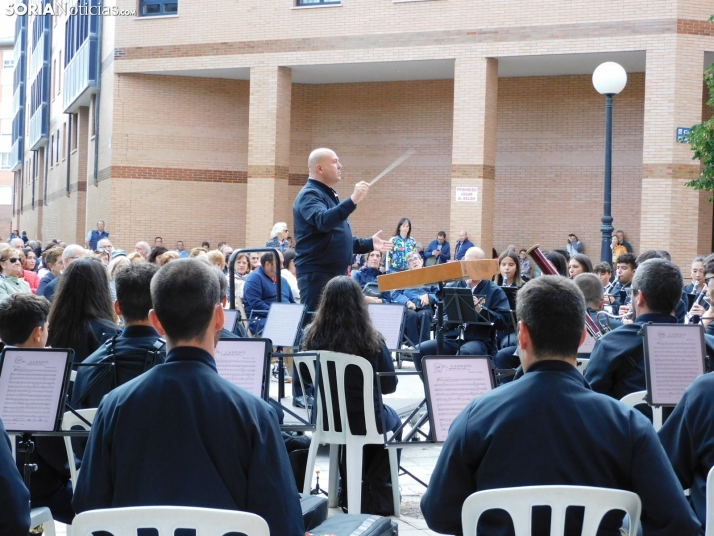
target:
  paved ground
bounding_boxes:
[54,359,444,535]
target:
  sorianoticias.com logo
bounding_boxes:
[5,2,136,16]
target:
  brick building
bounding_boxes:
[8,0,714,267]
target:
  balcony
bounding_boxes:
[10,136,23,172]
[28,103,47,151]
[29,36,45,80]
[63,37,98,113]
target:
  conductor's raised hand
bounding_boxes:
[372,231,394,253]
[351,181,370,204]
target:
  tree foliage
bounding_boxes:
[685,15,714,200]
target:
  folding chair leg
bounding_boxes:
[388,448,400,517]
[346,444,363,515]
[328,444,340,508]
[303,437,320,495]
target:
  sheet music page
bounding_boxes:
[214,340,267,398]
[578,334,596,354]
[424,357,493,442]
[223,309,238,330]
[645,324,705,406]
[368,304,404,350]
[263,303,305,347]
[0,349,69,432]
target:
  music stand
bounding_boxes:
[223,308,240,335]
[643,323,706,407]
[368,303,406,352]
[214,338,271,400]
[502,287,518,310]
[263,303,305,348]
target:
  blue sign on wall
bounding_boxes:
[677,127,691,143]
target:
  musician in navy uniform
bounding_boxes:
[0,419,30,536]
[604,253,636,312]
[411,247,510,372]
[73,259,304,536]
[585,259,714,403]
[421,276,701,536]
[72,262,166,410]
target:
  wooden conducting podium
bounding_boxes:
[377,259,499,354]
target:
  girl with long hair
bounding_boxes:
[47,257,121,362]
[385,217,416,273]
[568,253,593,279]
[494,250,524,287]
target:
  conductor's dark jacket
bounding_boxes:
[421,360,700,536]
[0,419,30,536]
[293,178,373,275]
[73,346,305,536]
[659,371,714,530]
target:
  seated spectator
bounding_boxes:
[107,255,131,301]
[148,246,168,265]
[352,250,389,304]
[97,238,114,256]
[0,417,30,535]
[0,248,30,302]
[518,248,532,280]
[154,237,164,247]
[127,251,146,263]
[175,240,189,259]
[243,252,295,334]
[47,257,121,363]
[0,293,74,523]
[249,251,260,270]
[266,222,290,253]
[42,244,87,302]
[421,276,701,535]
[72,262,166,410]
[201,240,210,250]
[73,260,304,535]
[21,248,40,293]
[282,249,300,303]
[207,250,226,272]
[134,241,151,260]
[391,252,436,346]
[233,252,252,300]
[37,246,64,295]
[593,261,613,287]
[157,251,179,267]
[190,247,208,258]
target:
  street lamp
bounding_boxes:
[592,61,627,266]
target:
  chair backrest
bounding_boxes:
[619,390,663,431]
[292,351,384,445]
[461,485,641,536]
[61,408,97,488]
[70,506,270,536]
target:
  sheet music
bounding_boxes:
[223,308,239,331]
[368,304,405,350]
[423,357,493,442]
[263,303,305,347]
[0,349,70,432]
[578,334,596,354]
[214,340,267,398]
[644,324,706,406]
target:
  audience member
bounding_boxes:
[0,293,74,523]
[42,244,87,301]
[10,237,24,249]
[73,259,304,535]
[201,241,210,250]
[518,248,532,280]
[154,237,163,247]
[97,238,114,255]
[453,230,474,261]
[611,230,629,259]
[73,263,165,410]
[190,247,208,258]
[85,220,109,251]
[282,249,300,303]
[565,233,583,258]
[0,248,30,302]
[425,231,450,264]
[127,251,145,263]
[352,250,390,304]
[567,253,593,278]
[148,247,168,264]
[212,266,244,339]
[233,252,252,300]
[47,257,121,363]
[134,241,151,260]
[243,252,295,335]
[107,255,131,301]
[157,251,179,266]
[266,222,290,252]
[207,250,226,271]
[94,250,110,266]
[386,217,416,273]
[391,252,436,346]
[420,276,700,536]
[175,240,189,258]
[37,246,64,296]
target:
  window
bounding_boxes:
[52,58,56,100]
[90,95,95,137]
[0,186,11,205]
[50,134,54,166]
[71,113,77,151]
[1,153,10,170]
[61,122,66,160]
[55,129,59,163]
[139,0,178,16]
[295,0,341,5]
[3,59,14,70]
[58,50,62,94]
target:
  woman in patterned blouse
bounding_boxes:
[386,217,416,273]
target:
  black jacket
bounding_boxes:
[293,178,373,275]
[0,420,29,536]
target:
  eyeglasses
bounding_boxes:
[706,276,714,286]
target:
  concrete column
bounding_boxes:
[640,38,707,264]
[450,56,498,255]
[246,66,292,248]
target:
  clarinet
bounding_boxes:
[527,245,602,339]
[689,288,708,325]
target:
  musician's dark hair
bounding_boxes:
[574,273,603,309]
[496,250,523,287]
[393,218,412,239]
[632,259,683,315]
[545,251,568,277]
[593,261,612,275]
[283,249,297,270]
[148,246,168,264]
[0,293,50,345]
[553,248,570,262]
[302,276,383,357]
[517,276,585,360]
[48,257,115,351]
[570,254,593,274]
[151,259,220,343]
[636,250,662,264]
[616,253,637,269]
[115,262,159,323]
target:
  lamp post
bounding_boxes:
[592,62,628,266]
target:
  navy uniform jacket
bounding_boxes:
[425,239,451,263]
[585,313,714,401]
[36,272,55,296]
[41,273,60,301]
[71,325,166,410]
[73,346,304,536]
[445,280,510,342]
[0,419,30,536]
[351,266,391,303]
[659,372,714,530]
[421,360,700,536]
[293,178,373,275]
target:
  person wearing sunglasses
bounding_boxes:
[0,248,30,303]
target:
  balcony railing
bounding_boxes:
[10,136,23,172]
[29,36,44,79]
[63,37,97,113]
[28,104,47,151]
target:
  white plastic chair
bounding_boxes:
[576,358,589,375]
[461,485,641,536]
[293,351,400,516]
[70,506,270,536]
[61,408,97,488]
[705,466,714,535]
[31,507,56,536]
[619,390,663,431]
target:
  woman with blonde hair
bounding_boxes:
[158,251,179,267]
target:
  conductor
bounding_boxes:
[293,148,393,315]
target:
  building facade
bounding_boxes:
[9,0,714,266]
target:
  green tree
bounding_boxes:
[685,15,714,200]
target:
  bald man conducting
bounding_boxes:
[293,148,392,315]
